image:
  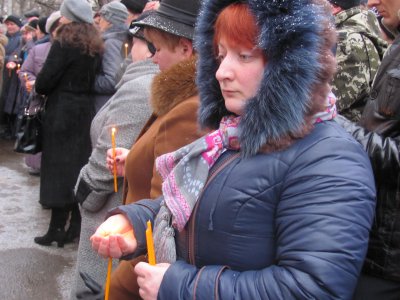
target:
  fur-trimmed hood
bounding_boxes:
[195,0,335,156]
[151,55,198,116]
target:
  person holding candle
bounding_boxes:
[93,1,130,112]
[18,13,60,177]
[96,1,204,298]
[70,11,159,299]
[91,0,377,299]
[33,0,103,248]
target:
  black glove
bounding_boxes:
[76,272,105,300]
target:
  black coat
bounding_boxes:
[35,40,100,207]
[336,34,400,281]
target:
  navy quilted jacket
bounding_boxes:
[116,121,376,300]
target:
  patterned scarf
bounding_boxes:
[152,92,337,263]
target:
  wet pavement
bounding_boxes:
[0,139,77,300]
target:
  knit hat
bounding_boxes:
[120,0,147,14]
[328,0,361,9]
[99,1,128,25]
[4,15,23,28]
[60,0,94,24]
[37,16,48,34]
[131,0,200,40]
[45,11,61,34]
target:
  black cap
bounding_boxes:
[4,15,23,28]
[37,16,48,34]
[132,0,201,40]
[328,0,362,9]
[120,0,147,14]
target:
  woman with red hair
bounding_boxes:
[90,0,376,299]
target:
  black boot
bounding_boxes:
[34,227,66,248]
[34,207,68,247]
[65,203,81,244]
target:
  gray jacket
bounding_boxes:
[70,59,159,299]
[94,24,128,112]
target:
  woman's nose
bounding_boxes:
[216,57,234,82]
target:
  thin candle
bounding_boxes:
[111,127,118,192]
[124,43,128,58]
[24,72,28,81]
[104,257,112,300]
[146,220,156,265]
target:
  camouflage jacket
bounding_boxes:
[333,7,387,122]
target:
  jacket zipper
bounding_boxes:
[188,152,240,265]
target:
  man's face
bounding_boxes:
[5,21,20,35]
[368,0,400,29]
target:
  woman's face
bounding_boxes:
[215,37,265,115]
[98,16,111,32]
[368,0,400,29]
[151,39,187,72]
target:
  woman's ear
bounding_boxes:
[178,38,194,58]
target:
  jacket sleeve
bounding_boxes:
[77,70,153,212]
[35,41,72,95]
[107,197,162,257]
[158,125,376,300]
[333,31,377,113]
[93,38,123,94]
[335,114,400,181]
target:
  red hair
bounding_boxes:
[213,3,259,51]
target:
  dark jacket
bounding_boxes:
[336,32,400,281]
[116,121,376,300]
[35,39,101,207]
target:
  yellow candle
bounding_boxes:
[111,127,118,192]
[146,220,156,265]
[124,43,128,58]
[17,64,20,71]
[104,257,112,300]
[24,72,28,81]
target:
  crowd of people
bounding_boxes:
[0,0,399,299]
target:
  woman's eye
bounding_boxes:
[216,54,224,63]
[239,53,252,61]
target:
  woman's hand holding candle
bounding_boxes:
[90,214,137,258]
[106,147,129,177]
[135,262,170,300]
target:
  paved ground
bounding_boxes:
[0,139,77,300]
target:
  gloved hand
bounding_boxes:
[76,272,105,300]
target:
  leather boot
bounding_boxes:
[34,227,66,248]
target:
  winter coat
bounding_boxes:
[117,120,376,300]
[19,41,51,82]
[0,34,8,97]
[336,30,400,282]
[1,31,21,115]
[123,55,202,204]
[35,39,101,207]
[333,7,387,122]
[94,24,128,112]
[108,55,204,299]
[111,0,377,298]
[69,59,159,299]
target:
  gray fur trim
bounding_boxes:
[195,0,327,156]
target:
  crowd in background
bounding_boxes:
[0,0,399,299]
